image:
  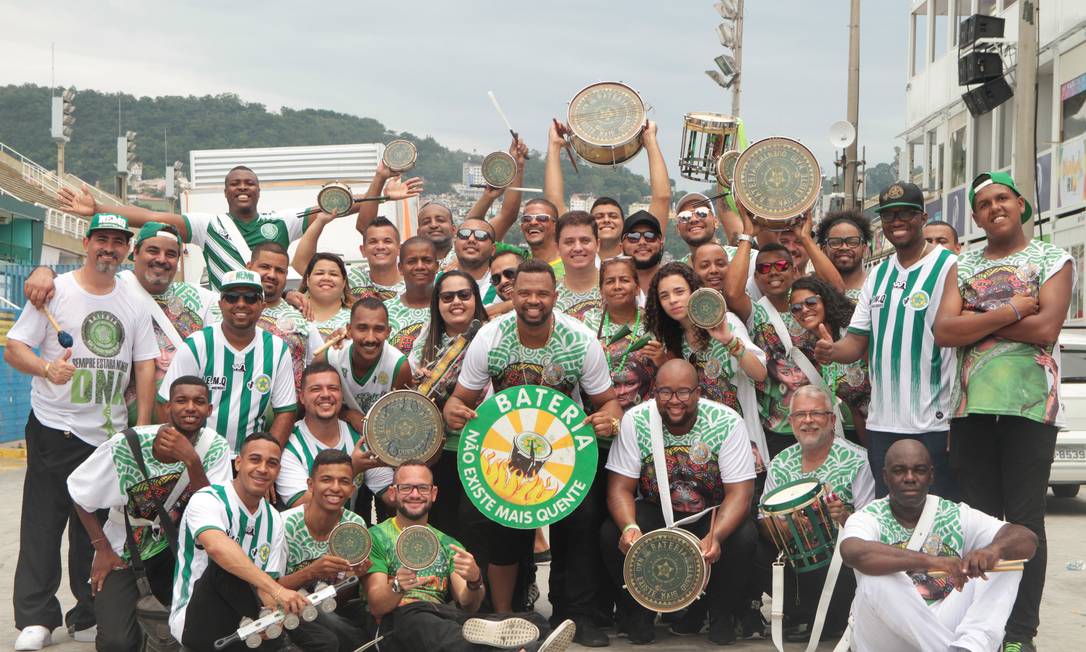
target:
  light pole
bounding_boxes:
[844,0,861,208]
[707,0,744,116]
[50,88,75,176]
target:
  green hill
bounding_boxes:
[0,84,651,204]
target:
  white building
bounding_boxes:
[568,193,597,212]
[900,0,1086,319]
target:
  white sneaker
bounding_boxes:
[462,617,540,649]
[538,619,576,652]
[14,626,52,651]
[71,625,96,643]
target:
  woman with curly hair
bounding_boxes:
[299,252,353,341]
[789,275,871,445]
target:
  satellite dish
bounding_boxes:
[828,121,856,149]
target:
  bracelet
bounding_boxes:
[725,337,746,358]
[43,362,51,378]
[622,523,641,534]
[466,576,484,590]
[736,234,752,243]
[1008,303,1022,321]
[610,417,620,436]
[273,587,284,603]
[90,536,106,545]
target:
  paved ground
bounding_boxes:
[0,458,1082,650]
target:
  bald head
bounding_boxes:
[658,359,698,387]
[884,439,930,470]
[883,439,933,510]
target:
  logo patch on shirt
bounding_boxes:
[260,223,279,240]
[249,374,271,394]
[81,311,125,357]
[206,375,227,391]
[232,361,247,372]
[871,294,886,308]
[905,290,930,310]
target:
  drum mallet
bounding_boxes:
[40,306,74,348]
[487,91,528,160]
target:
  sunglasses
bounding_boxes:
[623,231,661,243]
[789,296,822,313]
[457,228,493,242]
[825,236,863,249]
[676,207,712,223]
[520,213,552,224]
[490,268,517,286]
[755,259,793,274]
[439,289,473,303]
[222,291,262,304]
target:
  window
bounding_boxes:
[909,139,925,186]
[933,5,948,60]
[1061,73,1086,142]
[913,11,928,75]
[950,126,967,187]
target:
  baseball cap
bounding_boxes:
[622,210,662,236]
[676,192,712,213]
[134,222,182,248]
[86,213,133,238]
[219,269,263,293]
[874,182,925,214]
[969,171,1032,223]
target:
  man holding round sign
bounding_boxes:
[444,259,622,647]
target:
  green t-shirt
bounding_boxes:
[282,506,369,577]
[367,519,461,605]
[555,282,601,320]
[385,295,430,355]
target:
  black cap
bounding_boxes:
[622,210,662,236]
[875,181,925,213]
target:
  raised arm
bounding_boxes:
[796,213,844,290]
[643,121,671,230]
[59,184,188,239]
[723,203,755,322]
[544,122,569,215]
[292,211,336,275]
[354,163,393,235]
[489,136,530,241]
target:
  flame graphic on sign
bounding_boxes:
[482,451,559,504]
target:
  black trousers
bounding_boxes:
[753,537,854,632]
[286,609,365,652]
[764,430,794,460]
[547,474,606,623]
[94,550,175,651]
[180,560,279,652]
[378,601,550,652]
[950,414,1057,641]
[867,429,958,500]
[600,501,757,625]
[14,411,96,631]
[428,451,464,542]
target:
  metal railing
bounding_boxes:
[44,208,87,239]
[0,141,119,208]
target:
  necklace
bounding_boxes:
[603,309,641,374]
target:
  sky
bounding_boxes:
[1,0,907,191]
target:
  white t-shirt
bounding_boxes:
[8,272,158,444]
[326,341,408,414]
[277,419,393,506]
[170,482,287,641]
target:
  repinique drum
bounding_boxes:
[396,525,441,571]
[732,137,820,231]
[687,288,728,330]
[567,82,646,166]
[679,112,739,182]
[383,139,418,173]
[759,478,838,573]
[715,150,740,189]
[317,182,354,216]
[365,390,444,466]
[623,527,709,612]
[328,522,371,566]
[481,151,518,188]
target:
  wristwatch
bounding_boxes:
[391,578,403,594]
[736,234,752,243]
[466,576,484,591]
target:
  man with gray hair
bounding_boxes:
[755,384,875,642]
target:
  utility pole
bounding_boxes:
[844,0,861,208]
[731,0,744,117]
[1014,0,1038,238]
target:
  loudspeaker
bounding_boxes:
[958,51,1004,85]
[962,77,1014,117]
[959,15,1005,48]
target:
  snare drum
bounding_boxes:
[567,82,646,166]
[758,478,838,573]
[383,139,418,173]
[680,112,739,182]
[317,182,354,216]
[481,151,518,188]
[623,528,709,612]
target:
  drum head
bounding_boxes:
[733,138,820,220]
[383,140,417,173]
[715,150,740,189]
[687,288,727,330]
[567,82,645,147]
[623,528,708,613]
[365,390,444,466]
[760,478,823,512]
[328,522,371,566]
[396,525,441,571]
[481,151,517,188]
[317,183,353,216]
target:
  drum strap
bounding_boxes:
[647,403,716,528]
[108,428,214,530]
[216,213,253,270]
[756,297,844,438]
[119,271,185,351]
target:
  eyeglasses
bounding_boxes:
[790,410,833,421]
[520,213,552,224]
[789,296,822,313]
[457,228,493,242]
[394,483,433,495]
[439,289,473,303]
[222,291,262,304]
[656,387,696,402]
[755,260,793,274]
[881,210,923,224]
[676,207,712,223]
[825,236,863,249]
[490,268,517,286]
[623,231,661,243]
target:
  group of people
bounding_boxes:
[2,117,1073,652]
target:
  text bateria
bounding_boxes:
[458,385,598,529]
[365,390,443,466]
[623,528,708,612]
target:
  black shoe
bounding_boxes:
[667,608,705,636]
[707,615,737,646]
[784,622,844,643]
[737,602,767,640]
[572,619,610,647]
[624,615,655,645]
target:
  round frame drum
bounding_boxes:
[328,522,372,566]
[623,528,709,612]
[396,525,441,571]
[481,151,518,188]
[567,82,646,166]
[383,139,418,173]
[715,150,741,189]
[317,182,354,216]
[679,112,739,182]
[687,288,728,330]
[364,390,443,466]
[732,137,820,231]
[759,478,838,573]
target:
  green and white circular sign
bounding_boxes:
[458,385,598,529]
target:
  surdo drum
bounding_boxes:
[732,137,821,231]
[623,527,709,612]
[566,81,646,166]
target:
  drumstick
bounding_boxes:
[552,118,580,173]
[487,91,529,160]
[926,559,1027,578]
[470,184,543,193]
[40,306,74,348]
[314,330,347,357]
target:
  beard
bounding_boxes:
[397,502,431,520]
[95,259,120,275]
[634,250,663,270]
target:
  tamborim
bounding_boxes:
[317,182,354,216]
[481,151,518,188]
[328,522,372,566]
[364,390,443,466]
[396,525,441,571]
[759,478,838,573]
[687,288,728,330]
[566,81,646,166]
[383,139,418,173]
[732,137,820,231]
[623,528,708,613]
[715,150,740,189]
[679,112,739,182]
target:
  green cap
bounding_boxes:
[86,213,132,238]
[969,171,1032,223]
[134,222,182,248]
[219,269,263,293]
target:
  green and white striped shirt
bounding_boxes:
[182,210,308,291]
[326,341,408,414]
[158,325,298,453]
[276,419,394,507]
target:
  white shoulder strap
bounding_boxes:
[647,402,719,529]
[907,494,940,551]
[216,214,253,267]
[119,271,185,351]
